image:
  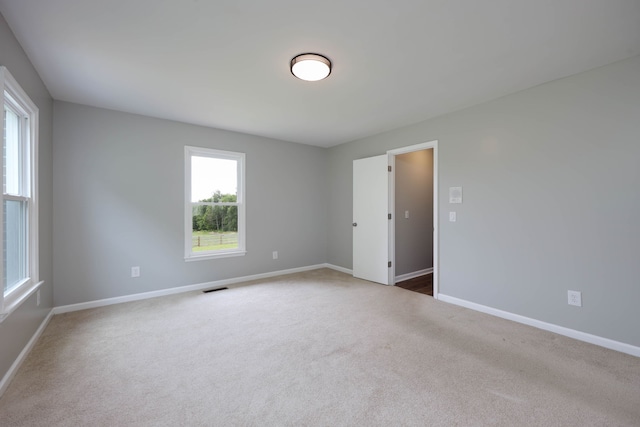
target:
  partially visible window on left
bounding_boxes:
[1,66,41,321]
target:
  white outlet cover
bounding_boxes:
[449,212,457,222]
[568,290,582,307]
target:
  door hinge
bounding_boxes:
[388,165,392,172]
[388,213,392,220]
[388,261,392,268]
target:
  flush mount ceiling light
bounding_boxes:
[290,53,332,81]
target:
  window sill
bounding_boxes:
[0,280,45,323]
[184,250,247,262]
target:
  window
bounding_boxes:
[185,146,245,261]
[1,67,40,320]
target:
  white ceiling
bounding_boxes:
[1,1,639,147]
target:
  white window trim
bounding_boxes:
[1,66,42,322]
[184,145,246,261]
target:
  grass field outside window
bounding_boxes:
[192,231,238,252]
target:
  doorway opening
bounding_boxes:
[388,141,438,298]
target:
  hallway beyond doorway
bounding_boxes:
[395,274,433,296]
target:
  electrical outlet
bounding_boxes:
[36,290,41,306]
[272,251,278,260]
[568,290,582,307]
[449,212,457,222]
[131,266,140,278]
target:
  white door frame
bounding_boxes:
[387,140,439,298]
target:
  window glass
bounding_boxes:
[3,200,27,293]
[185,146,245,261]
[191,156,237,201]
[4,105,21,195]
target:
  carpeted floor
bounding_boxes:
[1,268,639,426]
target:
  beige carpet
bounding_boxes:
[1,268,639,426]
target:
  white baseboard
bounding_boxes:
[0,309,54,397]
[324,263,353,275]
[438,294,640,358]
[53,264,350,315]
[395,268,433,283]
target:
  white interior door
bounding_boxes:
[353,155,390,285]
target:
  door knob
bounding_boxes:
[352,223,358,227]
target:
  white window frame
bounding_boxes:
[184,145,246,261]
[1,66,41,321]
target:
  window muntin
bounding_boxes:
[1,66,40,320]
[185,146,245,261]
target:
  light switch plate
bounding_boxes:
[449,187,463,204]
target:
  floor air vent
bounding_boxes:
[203,287,229,294]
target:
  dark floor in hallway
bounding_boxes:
[395,274,433,296]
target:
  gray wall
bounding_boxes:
[395,150,433,276]
[0,13,54,382]
[53,102,327,306]
[328,55,640,347]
